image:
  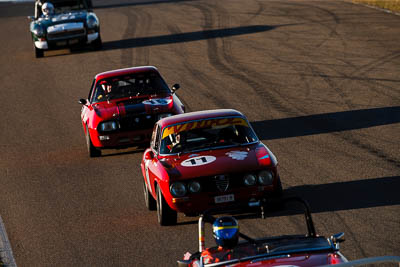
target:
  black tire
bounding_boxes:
[273,176,283,198]
[143,179,156,211]
[35,46,44,58]
[86,125,101,157]
[92,34,102,50]
[156,185,177,226]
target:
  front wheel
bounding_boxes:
[34,46,44,58]
[144,180,156,211]
[273,176,283,197]
[86,125,101,157]
[156,185,177,226]
[92,34,102,50]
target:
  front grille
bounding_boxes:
[214,175,229,192]
[119,114,157,131]
[47,29,86,41]
[200,173,244,193]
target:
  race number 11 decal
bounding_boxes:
[181,156,216,167]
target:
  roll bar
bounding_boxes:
[198,196,317,252]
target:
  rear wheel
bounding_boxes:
[86,125,101,157]
[34,46,44,58]
[156,185,177,226]
[144,180,156,211]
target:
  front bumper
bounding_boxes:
[34,32,100,50]
[90,128,152,149]
[167,185,276,215]
[87,32,99,43]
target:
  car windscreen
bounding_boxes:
[53,0,87,12]
[92,72,170,103]
[160,117,258,154]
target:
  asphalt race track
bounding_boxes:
[0,0,399,266]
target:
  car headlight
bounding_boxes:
[170,182,187,197]
[188,181,201,193]
[87,14,99,29]
[243,174,257,186]
[99,121,118,132]
[157,113,173,120]
[31,24,45,37]
[258,170,274,185]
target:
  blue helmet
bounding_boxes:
[212,216,239,249]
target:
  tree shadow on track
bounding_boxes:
[101,25,276,51]
[284,176,400,214]
[239,176,399,221]
[174,175,400,225]
[251,106,400,140]
[35,24,278,57]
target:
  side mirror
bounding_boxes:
[331,232,345,243]
[144,150,154,160]
[79,99,87,105]
[171,83,180,93]
[331,232,345,250]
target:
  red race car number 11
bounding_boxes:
[181,156,216,167]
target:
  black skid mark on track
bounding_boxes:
[134,10,152,66]
[340,131,400,168]
[119,8,152,66]
[242,0,265,25]
[246,1,400,168]
[263,45,400,168]
[187,1,296,116]
[120,8,137,67]
[342,52,400,102]
[332,212,369,259]
[165,22,231,110]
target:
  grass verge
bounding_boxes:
[352,0,400,13]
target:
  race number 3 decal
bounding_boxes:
[181,156,216,167]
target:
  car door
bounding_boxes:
[145,124,162,197]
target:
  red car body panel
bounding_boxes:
[80,66,185,150]
[141,109,281,215]
[188,252,346,267]
[181,197,347,267]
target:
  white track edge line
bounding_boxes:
[0,215,17,267]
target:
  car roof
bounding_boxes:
[158,109,246,128]
[94,66,159,81]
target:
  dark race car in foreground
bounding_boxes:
[178,197,348,267]
[29,0,101,58]
[141,109,282,226]
[79,66,185,157]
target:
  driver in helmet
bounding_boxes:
[167,132,184,153]
[41,2,54,17]
[200,216,240,264]
[96,80,113,101]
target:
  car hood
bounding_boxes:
[93,95,173,120]
[159,143,275,180]
[36,11,87,28]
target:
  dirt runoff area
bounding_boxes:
[352,0,400,13]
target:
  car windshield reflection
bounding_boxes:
[160,117,258,154]
[92,72,170,103]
